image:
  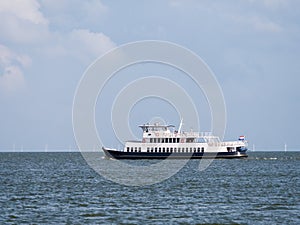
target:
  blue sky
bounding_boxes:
[0,0,299,151]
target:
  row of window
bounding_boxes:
[146,147,204,153]
[127,147,142,152]
[149,138,181,143]
[126,146,205,153]
[147,138,197,143]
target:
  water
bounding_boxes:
[0,152,299,224]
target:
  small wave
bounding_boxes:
[108,157,116,161]
[252,157,299,160]
[78,203,89,207]
[81,212,105,218]
[8,215,18,219]
[258,157,278,160]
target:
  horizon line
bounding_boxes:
[0,149,299,153]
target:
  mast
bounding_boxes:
[178,118,183,133]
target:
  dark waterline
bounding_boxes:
[0,152,299,224]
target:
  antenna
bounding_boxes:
[178,118,183,133]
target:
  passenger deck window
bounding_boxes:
[186,138,194,143]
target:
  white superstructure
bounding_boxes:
[103,122,248,159]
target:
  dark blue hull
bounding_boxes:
[103,149,248,159]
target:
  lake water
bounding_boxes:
[0,152,299,224]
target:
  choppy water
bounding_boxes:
[0,152,299,224]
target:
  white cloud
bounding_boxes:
[248,0,288,10]
[0,45,30,93]
[39,0,108,30]
[70,29,115,57]
[37,28,116,64]
[169,0,182,8]
[228,14,282,33]
[0,0,115,63]
[40,0,107,15]
[0,45,31,68]
[250,16,282,32]
[83,0,108,17]
[0,65,25,93]
[0,0,48,25]
[40,28,116,62]
[0,0,50,44]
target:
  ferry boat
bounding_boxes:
[102,121,248,159]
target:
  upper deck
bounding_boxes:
[139,123,221,142]
[139,124,175,132]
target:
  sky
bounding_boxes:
[0,0,299,151]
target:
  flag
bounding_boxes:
[239,135,245,140]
